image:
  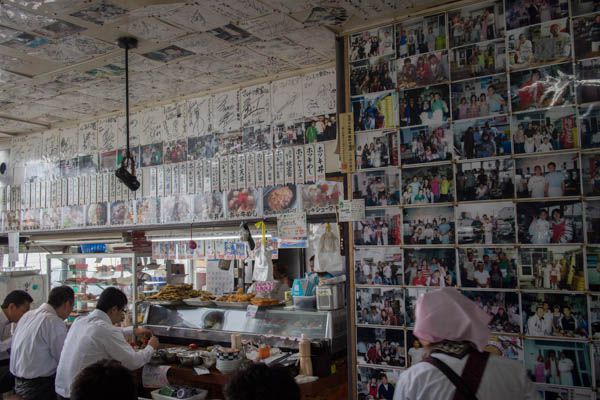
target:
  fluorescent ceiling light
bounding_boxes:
[149,234,272,242]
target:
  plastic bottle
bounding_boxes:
[298,334,313,376]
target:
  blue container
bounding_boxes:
[80,244,107,253]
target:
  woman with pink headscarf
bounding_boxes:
[393,287,534,400]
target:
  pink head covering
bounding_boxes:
[414,287,491,352]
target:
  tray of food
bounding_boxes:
[214,289,255,308]
[144,284,206,305]
[213,301,251,309]
[250,298,283,307]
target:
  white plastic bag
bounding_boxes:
[252,244,273,281]
[310,223,343,273]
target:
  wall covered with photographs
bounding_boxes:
[0,67,339,232]
[348,0,600,398]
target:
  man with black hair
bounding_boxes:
[10,286,74,400]
[0,290,33,393]
[224,364,300,400]
[55,287,158,399]
[70,360,137,400]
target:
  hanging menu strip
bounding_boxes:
[274,149,284,186]
[187,161,195,194]
[264,151,274,187]
[156,166,165,198]
[195,160,203,193]
[90,175,97,204]
[246,153,256,188]
[211,159,220,192]
[229,155,237,190]
[164,165,172,196]
[284,147,294,185]
[203,160,211,193]
[304,144,315,183]
[238,154,246,189]
[220,156,229,192]
[295,146,305,184]
[102,173,109,203]
[255,152,265,188]
[179,163,187,195]
[150,167,157,198]
[172,164,180,195]
[315,143,326,181]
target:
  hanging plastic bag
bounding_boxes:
[252,221,273,281]
[312,223,343,273]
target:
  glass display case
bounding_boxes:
[46,253,140,322]
[143,304,347,354]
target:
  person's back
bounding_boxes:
[224,364,299,400]
[394,351,533,400]
[70,360,137,400]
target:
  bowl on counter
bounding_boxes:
[162,347,187,364]
[178,351,202,367]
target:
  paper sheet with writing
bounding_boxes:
[142,365,171,389]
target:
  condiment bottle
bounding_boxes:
[231,333,242,350]
[298,334,313,376]
[258,344,270,360]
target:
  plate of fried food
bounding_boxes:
[250,298,282,307]
[145,284,205,306]
[214,289,255,308]
[183,290,216,307]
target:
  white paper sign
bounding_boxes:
[203,160,212,193]
[8,232,19,263]
[277,211,307,239]
[220,157,229,192]
[195,160,204,193]
[212,90,240,133]
[211,160,220,191]
[264,151,274,187]
[338,199,365,222]
[246,153,256,188]
[315,143,326,181]
[90,175,97,204]
[179,163,187,194]
[156,166,165,197]
[238,154,246,189]
[229,155,237,190]
[270,76,303,123]
[255,152,265,188]
[283,147,294,185]
[206,260,234,295]
[164,165,173,196]
[302,68,336,116]
[240,83,271,126]
[294,146,305,184]
[187,161,195,194]
[274,149,285,185]
[142,365,171,389]
[172,165,180,195]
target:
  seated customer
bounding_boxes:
[224,364,300,400]
[71,360,137,400]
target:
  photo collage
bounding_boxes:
[349,0,600,396]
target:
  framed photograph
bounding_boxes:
[505,0,569,30]
[402,206,455,245]
[524,339,592,387]
[192,192,225,221]
[451,75,509,120]
[515,153,581,199]
[356,327,405,368]
[486,334,523,361]
[449,40,506,81]
[401,164,454,205]
[139,143,162,167]
[78,155,98,175]
[398,84,450,127]
[85,203,108,226]
[355,248,403,286]
[110,200,135,225]
[352,170,401,207]
[356,288,405,327]
[163,139,188,164]
[263,184,298,216]
[517,201,584,244]
[300,181,343,215]
[522,293,589,338]
[217,132,243,157]
[188,135,219,160]
[511,107,578,154]
[304,113,338,144]
[349,25,395,62]
[457,158,515,201]
[136,198,160,225]
[40,208,60,230]
[161,195,192,223]
[62,206,84,229]
[405,287,434,326]
[580,104,600,150]
[395,13,446,58]
[582,153,600,196]
[356,129,399,169]
[354,208,402,246]
[226,188,262,219]
[273,122,305,148]
[577,58,600,105]
[142,45,194,63]
[458,247,518,288]
[586,246,600,291]
[507,18,571,70]
[453,116,511,159]
[21,209,40,231]
[573,13,600,60]
[352,92,399,132]
[403,332,426,367]
[395,51,449,90]
[519,246,584,291]
[585,200,600,243]
[356,367,402,400]
[99,151,116,172]
[510,64,574,113]
[350,56,396,96]
[242,125,273,151]
[462,290,521,333]
[448,1,505,48]
[456,201,516,244]
[404,248,457,287]
[399,123,452,165]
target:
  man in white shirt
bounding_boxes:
[10,286,74,400]
[473,262,490,288]
[0,290,33,394]
[527,306,552,337]
[55,287,158,399]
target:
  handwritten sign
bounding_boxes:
[339,112,355,173]
[338,199,365,222]
[277,211,307,240]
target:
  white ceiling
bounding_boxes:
[0,0,426,136]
